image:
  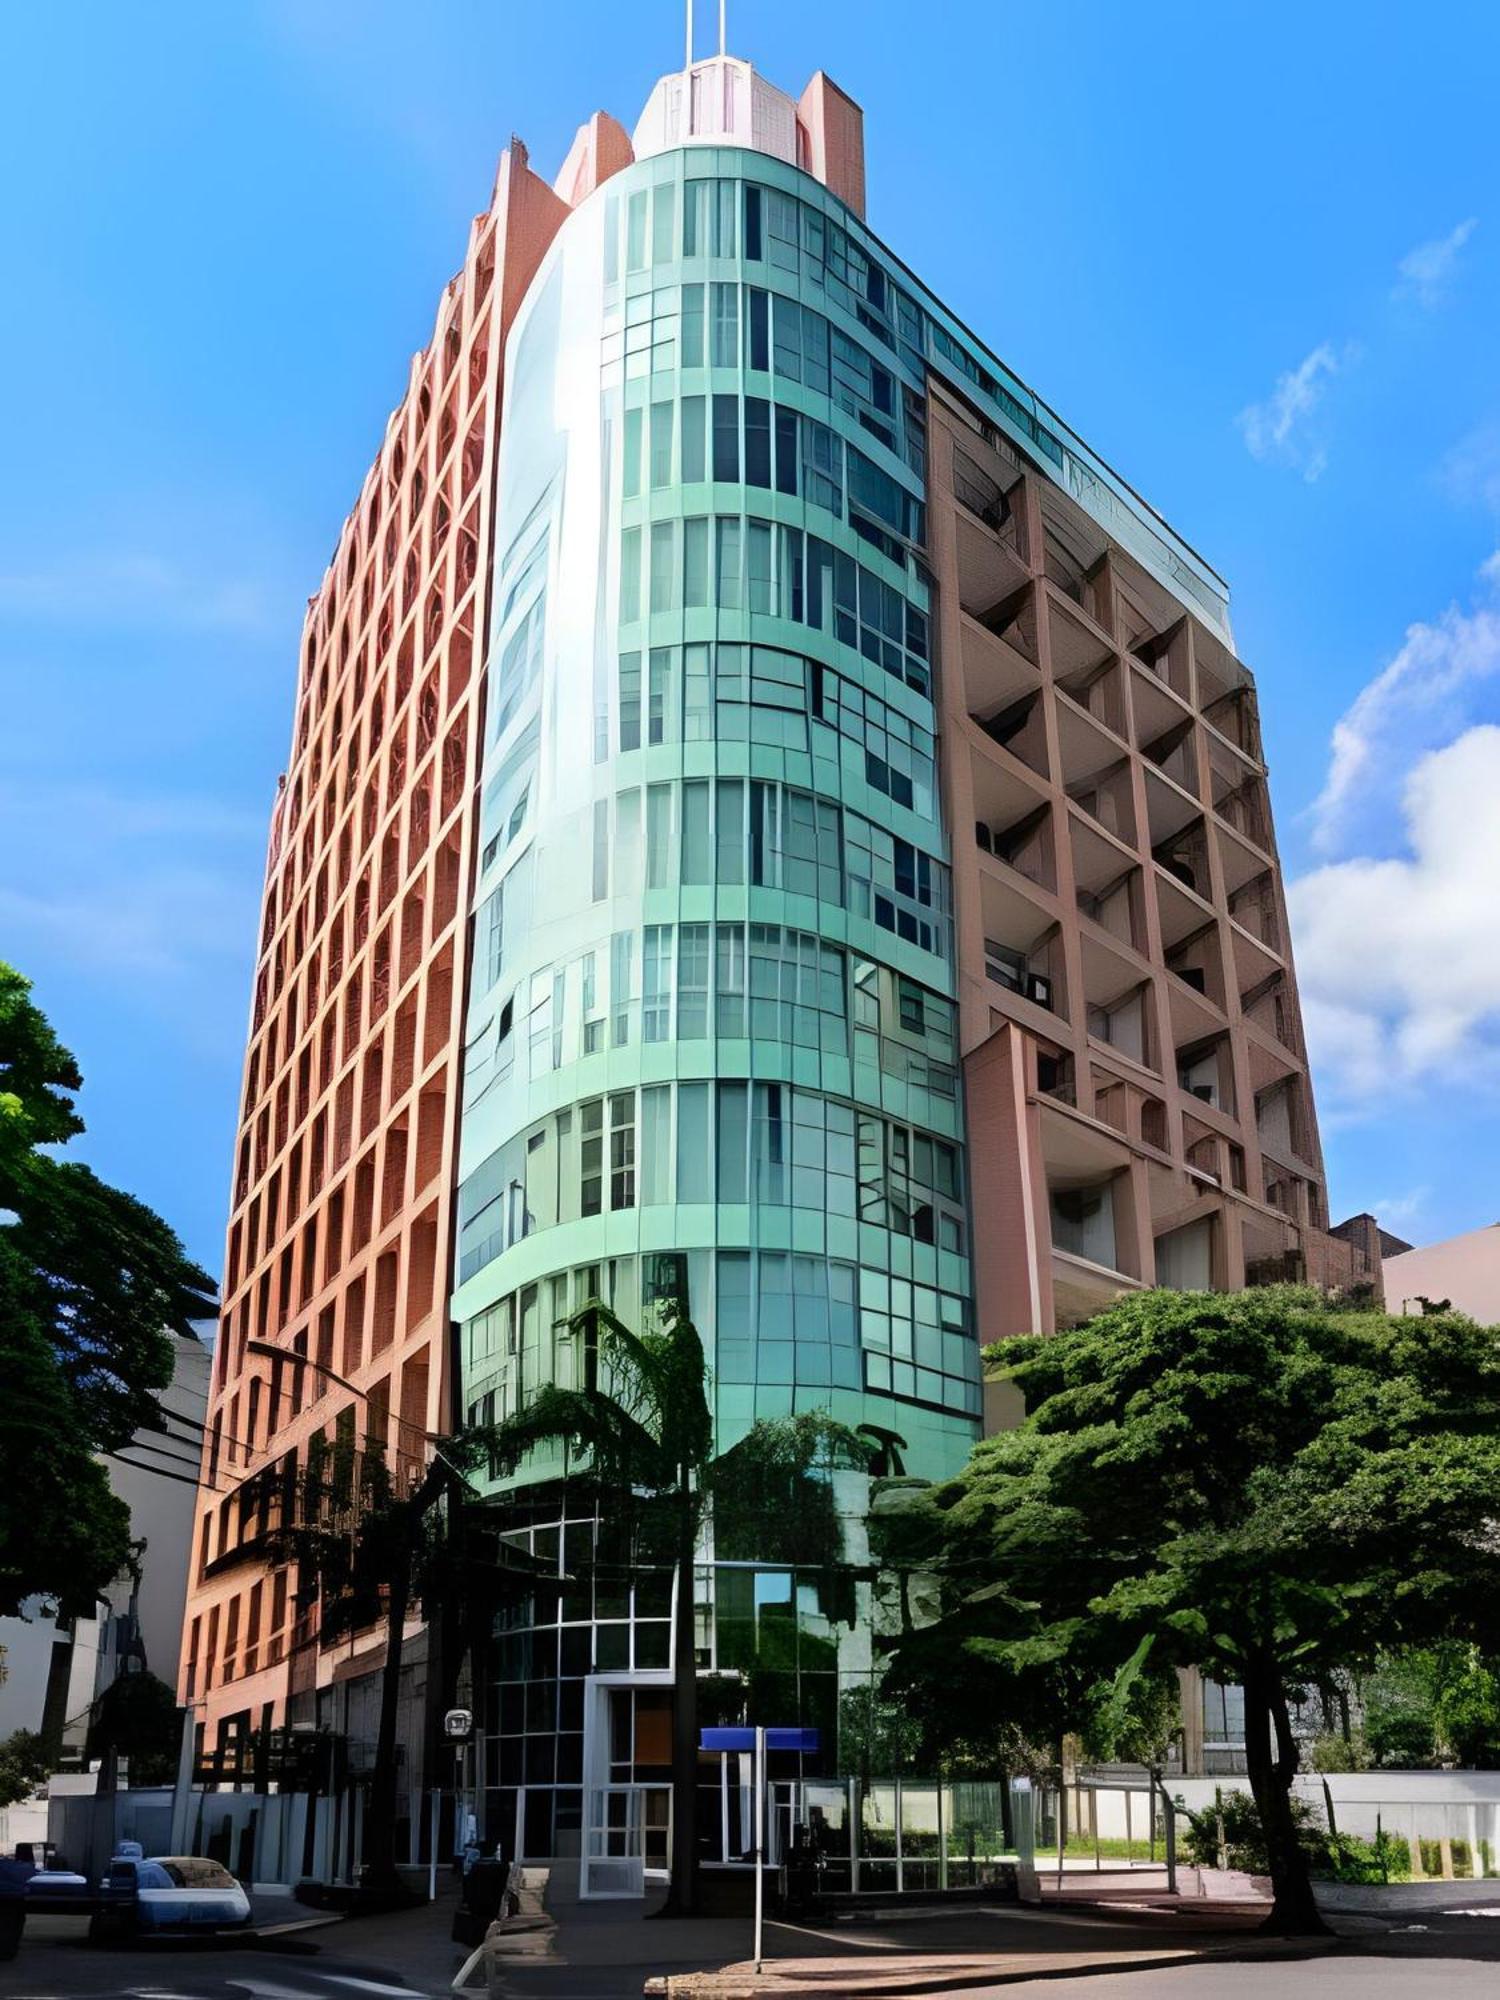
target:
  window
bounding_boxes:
[482,885,504,990]
[715,923,747,1038]
[580,1099,603,1215]
[610,930,634,1047]
[649,521,676,614]
[681,283,705,366]
[647,650,670,747]
[609,1093,635,1209]
[710,282,739,367]
[626,190,648,271]
[747,287,769,370]
[715,779,745,886]
[622,407,642,497]
[681,779,712,885]
[715,518,742,608]
[744,397,771,487]
[640,1086,671,1206]
[651,184,675,267]
[717,1081,748,1202]
[643,925,672,1043]
[619,652,641,752]
[646,784,673,889]
[581,953,603,1055]
[684,643,712,741]
[648,400,674,487]
[712,394,740,482]
[681,396,706,481]
[591,800,609,902]
[619,526,641,623]
[677,1082,711,1201]
[682,518,709,609]
[677,923,710,1037]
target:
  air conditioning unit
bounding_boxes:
[1026,973,1053,1010]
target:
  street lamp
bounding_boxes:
[244,1337,443,1447]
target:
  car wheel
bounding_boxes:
[89,1905,137,1945]
[0,1906,24,1962]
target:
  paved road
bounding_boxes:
[0,1916,465,2000]
[8,1905,1500,2000]
[999,1937,1500,1999]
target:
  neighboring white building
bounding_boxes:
[0,1328,212,1774]
[1384,1224,1500,1325]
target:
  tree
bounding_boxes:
[478,1301,875,1916]
[1362,1645,1500,1768]
[0,964,214,1612]
[0,1284,136,1616]
[882,1287,1500,1934]
[0,1730,53,1811]
[276,1419,551,1902]
[86,1670,179,1787]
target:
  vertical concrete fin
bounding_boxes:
[552,111,636,209]
[797,71,866,218]
[490,139,572,352]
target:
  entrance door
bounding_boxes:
[580,1786,644,1898]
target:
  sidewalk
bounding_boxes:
[483,1878,1348,2000]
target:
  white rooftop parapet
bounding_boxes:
[632,56,799,167]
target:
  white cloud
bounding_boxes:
[1237,343,1343,481]
[1439,420,1500,517]
[1395,217,1479,307]
[1366,1186,1431,1232]
[0,553,271,634]
[1289,725,1500,1112]
[0,781,263,1058]
[1308,553,1500,852]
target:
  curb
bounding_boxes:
[643,1936,1343,1997]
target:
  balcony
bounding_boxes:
[980,868,1066,1021]
[974,687,1049,781]
[1085,978,1154,1074]
[1215,816,1270,899]
[1177,1035,1236,1120]
[954,456,1032,620]
[1071,817,1144,950]
[1038,1096,1142,1325]
[1152,814,1212,905]
[960,604,1041,722]
[973,746,1055,891]
[1047,591,1115,683]
[1255,1076,1318,1174]
[1192,619,1251,720]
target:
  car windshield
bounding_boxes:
[154,1857,236,1889]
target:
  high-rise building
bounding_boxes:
[184,44,1378,1881]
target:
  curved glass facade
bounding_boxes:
[454,147,982,1480]
[451,144,984,1852]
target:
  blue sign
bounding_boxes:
[700,1727,821,1754]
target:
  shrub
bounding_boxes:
[1177,1787,1332,1875]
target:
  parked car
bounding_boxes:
[90,1855,251,1940]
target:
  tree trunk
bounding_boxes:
[361,1508,413,1899]
[658,1478,700,1916]
[1241,1658,1326,1935]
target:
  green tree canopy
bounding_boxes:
[0,1730,54,1811]
[883,1287,1500,1933]
[0,963,215,1613]
[86,1669,180,1786]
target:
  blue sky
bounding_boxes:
[3,0,1499,1273]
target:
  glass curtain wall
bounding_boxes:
[452,147,981,1861]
